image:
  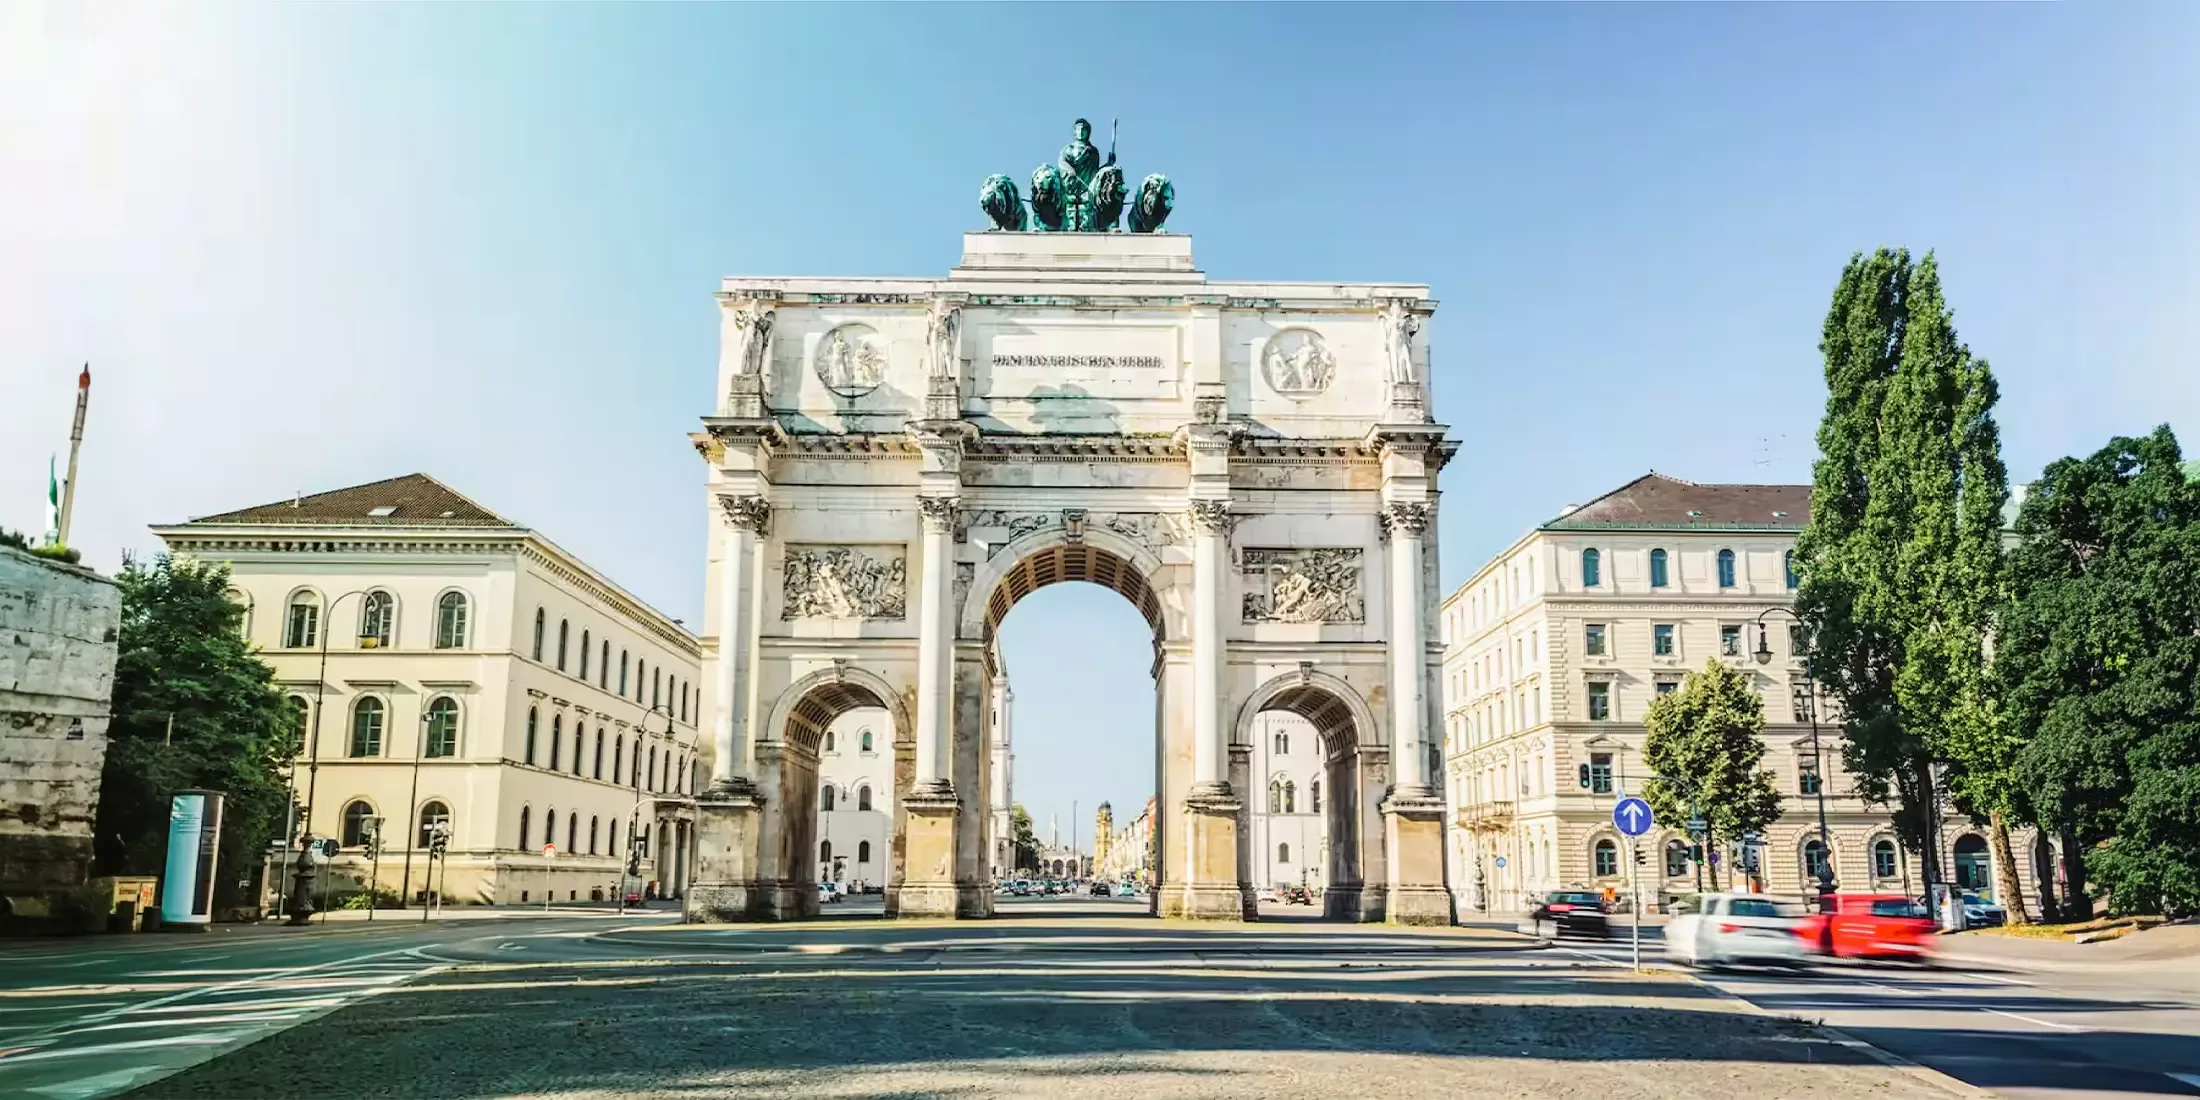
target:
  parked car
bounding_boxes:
[1006,880,1033,897]
[1090,880,1112,897]
[1803,894,1935,961]
[1278,883,1313,906]
[1666,893,1811,968]
[1522,890,1610,939]
[1117,881,1140,897]
[817,882,843,904]
[1960,892,2008,928]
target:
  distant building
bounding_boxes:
[1093,802,1113,873]
[154,474,704,907]
[1440,473,2046,913]
[987,659,1014,878]
[0,546,120,897]
[815,709,892,891]
[1249,711,1326,891]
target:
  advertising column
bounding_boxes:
[160,789,225,930]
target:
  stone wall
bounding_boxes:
[0,546,121,892]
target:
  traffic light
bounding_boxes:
[1577,763,1591,789]
[626,853,642,877]
[428,821,450,859]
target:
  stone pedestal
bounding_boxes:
[897,794,962,919]
[1382,794,1453,926]
[685,793,768,923]
[1161,793,1245,921]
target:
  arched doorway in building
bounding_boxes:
[1953,834,1991,893]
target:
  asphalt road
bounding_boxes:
[1553,928,2200,1100]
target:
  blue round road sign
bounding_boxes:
[1493,856,1507,869]
[1612,796,1654,837]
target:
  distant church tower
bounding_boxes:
[1094,802,1114,871]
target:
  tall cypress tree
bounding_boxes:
[1796,251,2011,914]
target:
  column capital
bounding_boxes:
[1186,498,1236,535]
[717,494,773,536]
[917,495,962,533]
[1379,501,1432,538]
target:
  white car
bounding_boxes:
[1665,893,1811,968]
[817,882,843,904]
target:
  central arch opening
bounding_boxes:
[985,542,1163,916]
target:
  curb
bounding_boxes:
[1681,970,1997,1099]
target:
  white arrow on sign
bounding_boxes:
[1613,796,1653,837]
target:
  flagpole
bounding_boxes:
[57,365,89,546]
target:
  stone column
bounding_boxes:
[1380,499,1452,925]
[708,494,770,794]
[913,495,959,798]
[1187,498,1233,797]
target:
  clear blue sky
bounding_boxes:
[6,4,2195,836]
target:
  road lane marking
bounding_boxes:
[1856,979,1922,996]
[1967,973,2033,986]
[1983,1007,2084,1031]
[0,1035,234,1064]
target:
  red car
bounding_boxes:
[1801,894,1935,960]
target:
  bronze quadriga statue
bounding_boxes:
[979,118,1173,234]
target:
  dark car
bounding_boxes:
[1524,890,1610,939]
[1091,881,1113,897]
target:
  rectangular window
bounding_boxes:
[1789,624,1811,656]
[1798,757,1822,796]
[1589,752,1613,794]
[1586,681,1611,721]
[1655,679,1679,696]
[1720,624,1742,656]
[1653,624,1675,656]
[1584,623,1606,656]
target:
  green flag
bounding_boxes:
[45,455,59,542]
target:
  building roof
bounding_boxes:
[185,474,516,527]
[1540,473,1810,533]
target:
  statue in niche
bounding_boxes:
[729,301,775,375]
[925,301,962,381]
[1380,299,1423,386]
[978,118,1172,234]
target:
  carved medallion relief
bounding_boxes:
[783,545,907,620]
[813,323,890,398]
[1260,328,1337,398]
[1241,547,1364,624]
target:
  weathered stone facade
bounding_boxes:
[0,546,121,894]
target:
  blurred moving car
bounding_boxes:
[1090,881,1112,897]
[1522,890,1610,939]
[817,882,843,904]
[1278,883,1313,906]
[1116,881,1140,897]
[1805,894,1935,960]
[1006,880,1033,897]
[1666,893,1811,967]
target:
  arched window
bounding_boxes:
[858,840,871,863]
[1784,550,1799,590]
[579,630,591,678]
[692,759,701,792]
[614,736,625,782]
[572,725,584,776]
[820,840,833,864]
[600,640,610,689]
[359,590,394,648]
[287,696,310,753]
[637,659,647,702]
[1274,731,1290,755]
[1716,549,1737,588]
[350,697,385,757]
[652,669,662,710]
[524,707,539,766]
[1310,780,1321,814]
[859,729,873,753]
[1803,839,1830,882]
[518,805,531,850]
[532,608,546,661]
[822,785,837,812]
[543,808,557,852]
[1283,781,1297,814]
[1582,548,1602,588]
[285,590,321,648]
[341,800,376,847]
[549,714,563,771]
[1665,839,1691,878]
[416,800,451,849]
[676,754,687,793]
[681,682,690,723]
[1649,549,1670,589]
[566,813,577,854]
[857,785,873,812]
[556,619,570,671]
[1872,838,1899,879]
[1267,779,1284,815]
[608,820,618,858]
[1278,843,1291,864]
[423,696,460,758]
[1954,834,1990,890]
[431,591,466,649]
[588,815,600,855]
[228,587,254,640]
[824,729,836,753]
[619,652,630,696]
[647,746,657,791]
[593,728,605,779]
[1594,838,1619,877]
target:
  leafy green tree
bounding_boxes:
[1010,803,1038,873]
[1642,659,1783,891]
[1795,249,2014,914]
[2000,428,2200,918]
[95,554,297,909]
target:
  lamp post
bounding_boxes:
[1754,607,1834,897]
[286,589,372,926]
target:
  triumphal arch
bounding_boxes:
[686,121,1455,924]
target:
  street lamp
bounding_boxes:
[1754,607,1835,897]
[286,589,373,926]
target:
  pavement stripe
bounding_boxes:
[2166,1072,2200,1093]
[1982,1007,2086,1031]
[0,1035,235,1064]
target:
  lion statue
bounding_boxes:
[1029,165,1066,232]
[1092,165,1127,232]
[1128,174,1175,234]
[980,174,1024,231]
